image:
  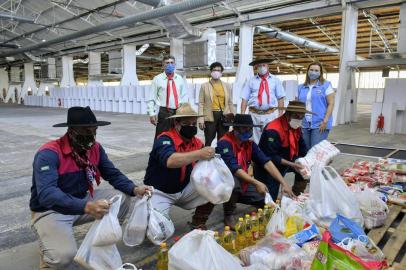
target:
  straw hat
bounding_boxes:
[276,101,315,115]
[167,103,205,119]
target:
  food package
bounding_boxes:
[295,140,340,179]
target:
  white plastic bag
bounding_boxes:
[266,205,285,234]
[191,154,234,204]
[305,165,363,227]
[168,230,244,270]
[265,192,276,206]
[355,188,388,229]
[92,195,123,246]
[74,195,123,270]
[116,263,142,270]
[147,199,175,245]
[123,195,149,246]
[296,140,340,179]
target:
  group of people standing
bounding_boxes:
[29,55,335,269]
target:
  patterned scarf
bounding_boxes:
[71,149,101,197]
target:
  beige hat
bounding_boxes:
[167,103,205,119]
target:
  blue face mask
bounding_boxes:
[165,63,175,74]
[237,130,253,142]
[308,71,320,81]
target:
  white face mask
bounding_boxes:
[211,71,222,80]
[257,66,268,76]
[289,118,302,129]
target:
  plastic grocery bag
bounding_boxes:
[191,154,234,204]
[147,199,175,245]
[168,230,244,270]
[123,195,149,246]
[355,188,388,229]
[296,140,340,179]
[240,233,312,269]
[116,263,142,270]
[266,205,285,234]
[305,164,363,227]
[310,231,387,270]
[74,195,123,270]
[265,192,276,206]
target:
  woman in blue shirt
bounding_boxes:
[297,62,335,149]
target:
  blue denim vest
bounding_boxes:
[297,80,333,129]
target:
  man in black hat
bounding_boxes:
[29,106,153,269]
[255,101,310,201]
[240,58,286,144]
[191,114,295,229]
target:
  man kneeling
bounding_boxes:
[30,107,152,269]
[144,103,215,227]
[192,114,295,229]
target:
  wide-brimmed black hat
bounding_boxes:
[53,106,111,127]
[249,58,273,66]
[224,114,262,127]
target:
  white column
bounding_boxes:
[22,62,38,97]
[0,68,9,102]
[88,52,103,86]
[233,24,254,112]
[60,56,76,87]
[333,4,358,125]
[170,38,184,70]
[398,3,406,53]
[120,45,138,86]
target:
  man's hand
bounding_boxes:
[84,199,111,219]
[150,115,157,126]
[255,181,268,195]
[291,162,304,173]
[199,147,215,160]
[198,122,205,130]
[133,185,154,197]
[281,183,296,198]
[319,120,327,133]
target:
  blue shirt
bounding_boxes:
[216,140,271,174]
[240,74,286,110]
[30,135,136,215]
[144,135,195,194]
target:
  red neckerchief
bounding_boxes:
[220,132,253,192]
[265,115,301,160]
[70,144,101,198]
[158,128,203,183]
[258,72,270,106]
[166,73,179,109]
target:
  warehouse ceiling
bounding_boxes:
[0,0,401,81]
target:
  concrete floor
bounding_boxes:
[0,103,405,269]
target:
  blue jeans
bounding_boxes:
[301,128,330,149]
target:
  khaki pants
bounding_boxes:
[250,111,279,144]
[31,189,131,269]
[149,183,208,217]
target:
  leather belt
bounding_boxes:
[249,107,276,115]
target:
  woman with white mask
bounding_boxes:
[297,62,335,149]
[198,62,235,146]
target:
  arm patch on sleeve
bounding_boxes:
[40,165,50,171]
[268,137,274,142]
[223,148,229,153]
[162,140,171,145]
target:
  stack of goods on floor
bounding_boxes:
[167,149,399,270]
[342,159,406,208]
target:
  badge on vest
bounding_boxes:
[223,148,229,153]
[40,165,50,171]
[162,140,171,145]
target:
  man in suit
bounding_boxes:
[198,62,235,146]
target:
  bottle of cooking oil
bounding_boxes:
[244,214,253,246]
[257,208,266,239]
[251,212,260,243]
[214,231,221,245]
[235,217,247,251]
[222,226,237,254]
[156,242,168,270]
